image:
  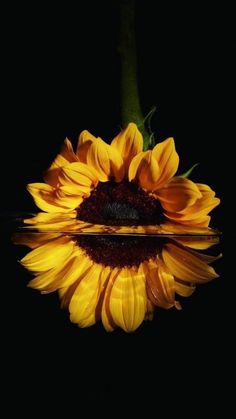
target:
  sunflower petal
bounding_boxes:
[145,299,155,320]
[69,263,106,327]
[61,138,77,161]
[144,260,175,308]
[86,138,124,182]
[22,212,78,232]
[44,155,69,187]
[55,187,84,209]
[152,137,179,189]
[59,161,98,190]
[76,130,98,162]
[77,130,96,148]
[94,266,112,321]
[13,232,62,249]
[111,123,143,174]
[101,268,121,331]
[129,138,179,191]
[162,243,219,283]
[27,183,74,212]
[109,265,147,332]
[29,250,92,292]
[44,138,78,187]
[164,183,220,225]
[160,221,216,235]
[174,280,196,297]
[173,236,220,250]
[128,150,160,190]
[21,236,75,273]
[156,177,202,212]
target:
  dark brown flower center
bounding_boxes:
[76,181,165,268]
[77,180,164,226]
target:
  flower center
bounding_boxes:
[77,180,164,226]
[76,181,165,268]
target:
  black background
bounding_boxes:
[1,0,232,408]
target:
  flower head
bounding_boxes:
[20,123,221,332]
[27,123,220,229]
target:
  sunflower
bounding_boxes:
[27,123,220,230]
[16,231,220,332]
[20,122,221,332]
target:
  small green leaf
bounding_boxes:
[148,133,155,149]
[178,163,199,178]
[141,106,157,150]
[140,106,157,130]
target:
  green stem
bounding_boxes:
[119,0,149,148]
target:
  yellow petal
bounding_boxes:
[175,280,196,297]
[162,243,219,283]
[129,138,179,191]
[94,266,112,322]
[101,269,120,332]
[128,150,160,190]
[144,260,175,308]
[69,263,107,327]
[164,183,220,226]
[160,221,216,235]
[44,155,69,187]
[21,236,75,273]
[76,130,98,163]
[171,216,212,227]
[174,198,220,220]
[55,187,84,209]
[111,123,143,174]
[173,236,219,250]
[28,251,76,291]
[44,138,78,187]
[59,278,83,309]
[196,183,216,196]
[87,138,125,182]
[23,216,78,233]
[108,265,147,332]
[77,130,96,149]
[156,177,202,212]
[180,247,222,264]
[179,184,220,217]
[13,232,62,249]
[152,137,179,189]
[145,299,155,320]
[28,250,92,292]
[23,211,76,225]
[61,138,77,162]
[56,185,86,197]
[59,162,98,190]
[27,183,73,213]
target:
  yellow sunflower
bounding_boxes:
[19,122,221,332]
[27,123,220,230]
[16,232,220,332]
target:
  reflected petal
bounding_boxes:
[162,243,219,283]
[16,213,221,332]
[108,265,147,332]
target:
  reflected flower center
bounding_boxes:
[77,236,166,268]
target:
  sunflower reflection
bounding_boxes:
[15,226,221,332]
